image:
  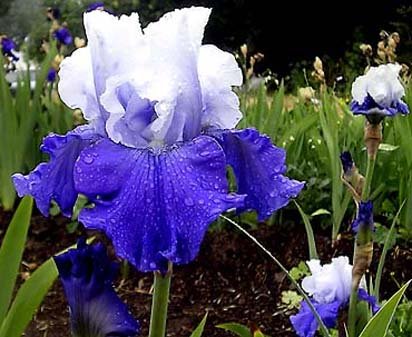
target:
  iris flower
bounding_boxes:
[47,67,57,82]
[350,64,409,122]
[1,36,19,61]
[53,27,73,45]
[351,200,374,233]
[86,2,105,12]
[290,256,379,337]
[54,239,139,337]
[340,151,353,175]
[13,8,303,272]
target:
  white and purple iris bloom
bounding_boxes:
[352,201,374,233]
[13,8,303,272]
[53,27,73,45]
[54,239,139,337]
[1,37,19,61]
[350,64,409,122]
[290,256,379,337]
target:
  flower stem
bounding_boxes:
[348,155,376,337]
[221,215,331,337]
[148,263,172,337]
[361,156,376,201]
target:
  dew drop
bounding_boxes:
[184,197,194,206]
[83,154,94,164]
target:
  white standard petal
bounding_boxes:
[84,10,143,96]
[351,63,405,107]
[58,47,100,123]
[351,73,368,104]
[198,44,243,129]
[142,7,211,144]
[59,11,143,135]
[301,256,353,304]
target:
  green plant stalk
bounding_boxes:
[221,215,331,337]
[148,264,172,337]
[374,201,406,302]
[361,157,376,201]
[348,155,376,337]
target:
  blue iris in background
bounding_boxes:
[290,257,379,337]
[340,151,353,175]
[86,2,105,12]
[54,238,139,337]
[13,7,303,272]
[47,67,57,82]
[1,36,19,61]
[351,200,374,233]
[53,27,73,45]
[350,64,409,122]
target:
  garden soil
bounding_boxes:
[0,209,411,337]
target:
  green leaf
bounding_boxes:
[0,259,58,337]
[0,196,33,323]
[189,313,208,337]
[311,209,331,217]
[358,280,411,337]
[216,323,252,337]
[374,201,405,301]
[294,201,318,260]
[0,238,94,337]
[378,143,399,152]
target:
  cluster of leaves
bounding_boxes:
[238,80,412,240]
[0,44,74,210]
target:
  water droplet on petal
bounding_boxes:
[184,197,194,206]
[83,154,94,164]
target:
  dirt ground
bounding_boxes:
[0,208,411,337]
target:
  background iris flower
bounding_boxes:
[350,63,409,121]
[54,239,139,337]
[53,27,73,45]
[1,36,19,61]
[290,256,379,337]
[351,200,374,233]
[13,7,303,272]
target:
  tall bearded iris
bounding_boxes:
[13,8,303,272]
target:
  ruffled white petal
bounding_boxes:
[60,7,244,148]
[302,256,353,304]
[58,47,99,121]
[59,11,143,135]
[351,63,405,106]
[198,44,243,129]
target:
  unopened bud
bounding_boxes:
[74,37,86,48]
[298,86,315,102]
[388,37,397,49]
[240,43,248,59]
[391,32,400,44]
[359,43,373,57]
[377,41,385,51]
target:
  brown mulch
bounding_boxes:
[0,208,411,337]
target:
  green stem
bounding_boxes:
[348,155,377,337]
[148,263,172,337]
[221,215,331,337]
[361,156,376,201]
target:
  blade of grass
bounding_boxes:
[374,200,406,302]
[0,196,33,323]
[293,201,318,259]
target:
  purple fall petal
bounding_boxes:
[212,128,304,220]
[12,126,98,217]
[74,136,244,272]
[54,239,139,337]
[290,299,340,337]
[351,200,374,233]
[358,288,380,314]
